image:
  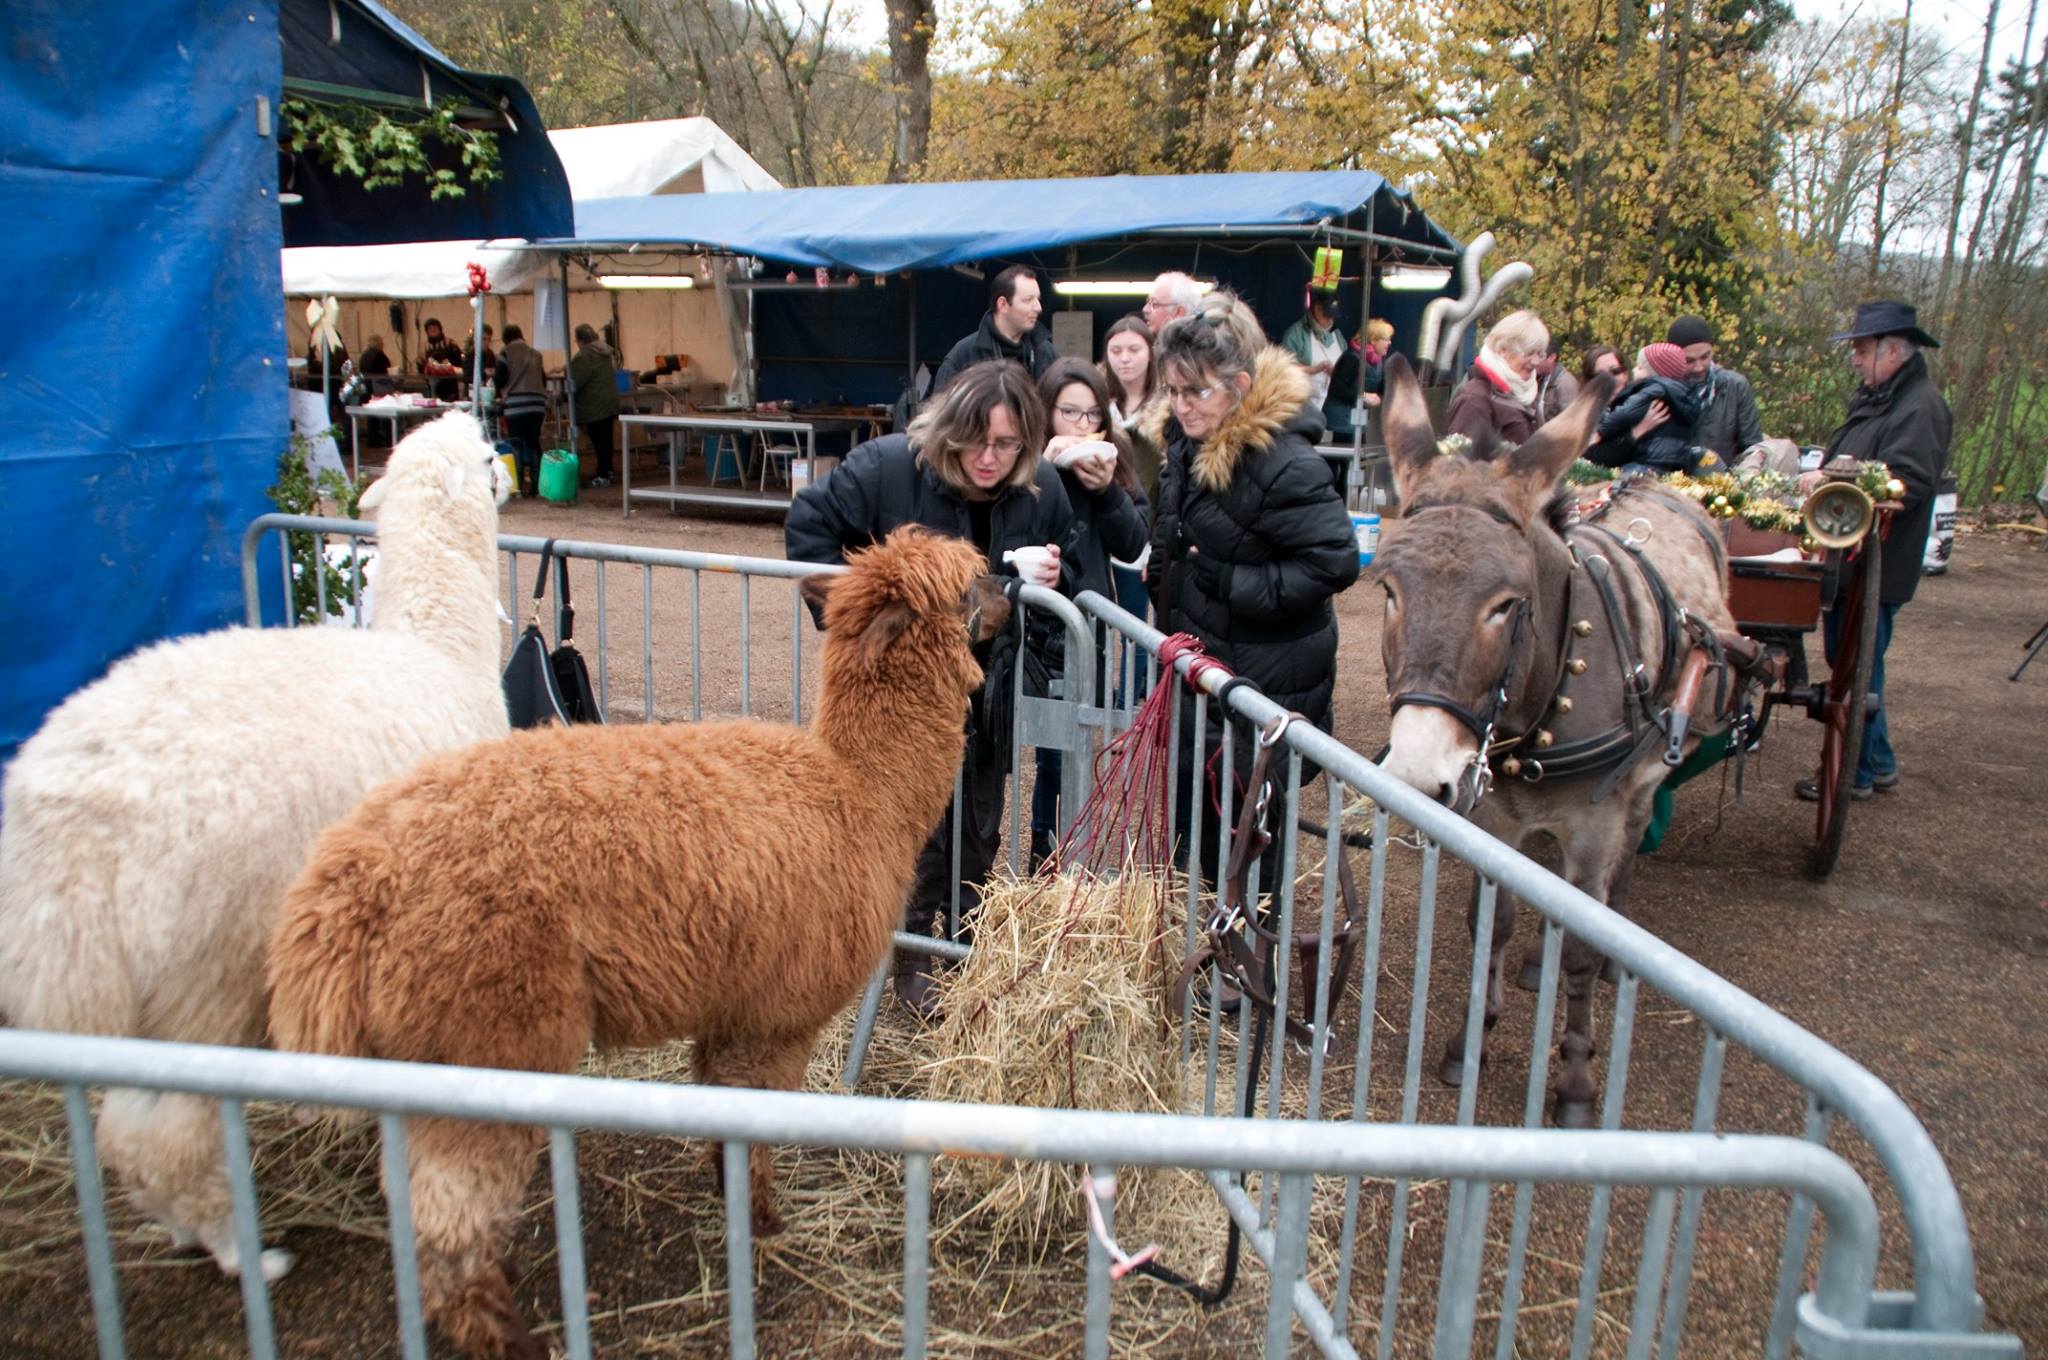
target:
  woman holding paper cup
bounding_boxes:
[1144,289,1360,918]
[786,359,1072,1019]
[1026,359,1150,866]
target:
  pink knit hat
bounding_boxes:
[1641,342,1689,381]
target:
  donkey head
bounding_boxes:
[1372,355,1612,807]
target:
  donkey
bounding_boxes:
[1371,355,1735,1126]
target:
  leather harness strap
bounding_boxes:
[1169,713,1369,1046]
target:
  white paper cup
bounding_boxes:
[1003,545,1058,584]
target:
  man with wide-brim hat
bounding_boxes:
[1795,300,1952,805]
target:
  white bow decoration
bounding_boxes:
[305,295,342,357]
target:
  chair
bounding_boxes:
[757,433,803,491]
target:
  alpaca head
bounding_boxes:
[799,529,1010,697]
[358,411,509,524]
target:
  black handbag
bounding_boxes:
[503,540,604,728]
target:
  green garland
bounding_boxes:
[281,97,501,200]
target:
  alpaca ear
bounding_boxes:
[359,475,390,513]
[965,575,1011,644]
[798,573,836,615]
[1505,374,1613,510]
[1381,355,1439,505]
[442,464,468,501]
[859,602,914,664]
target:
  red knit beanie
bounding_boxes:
[1641,342,1689,381]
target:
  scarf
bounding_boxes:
[1474,349,1539,407]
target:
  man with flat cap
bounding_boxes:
[1796,300,1951,805]
[1667,314,1763,461]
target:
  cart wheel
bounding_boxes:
[1809,533,1882,878]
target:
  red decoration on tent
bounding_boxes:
[466,262,492,297]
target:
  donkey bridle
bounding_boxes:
[1385,487,1728,806]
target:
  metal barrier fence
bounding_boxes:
[1,1029,1886,1360]
[0,513,2011,1358]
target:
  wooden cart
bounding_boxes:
[1722,506,1893,879]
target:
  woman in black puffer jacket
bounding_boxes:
[1144,290,1361,894]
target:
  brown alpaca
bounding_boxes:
[266,528,1009,1360]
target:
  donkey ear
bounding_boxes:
[1506,374,1614,509]
[1380,354,1440,505]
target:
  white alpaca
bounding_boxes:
[0,411,511,1282]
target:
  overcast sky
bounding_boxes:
[1799,0,2034,76]
[831,1,2035,96]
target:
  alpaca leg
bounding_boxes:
[1439,881,1517,1086]
[696,1033,814,1238]
[97,1088,294,1282]
[407,1116,547,1360]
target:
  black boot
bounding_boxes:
[1029,829,1054,874]
[894,954,939,1021]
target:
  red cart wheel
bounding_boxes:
[1809,531,1882,878]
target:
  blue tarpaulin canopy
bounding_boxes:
[558,171,1461,409]
[559,170,1460,272]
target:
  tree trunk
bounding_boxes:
[883,0,934,183]
[1866,0,1914,284]
[1933,0,2002,329]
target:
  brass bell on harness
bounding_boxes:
[1534,730,1555,749]
[1573,619,1594,637]
[1554,696,1574,715]
[1501,756,1523,777]
[1568,658,1588,675]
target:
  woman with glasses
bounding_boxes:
[786,360,1073,1019]
[1144,290,1360,916]
[1026,358,1150,866]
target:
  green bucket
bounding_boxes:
[538,448,580,503]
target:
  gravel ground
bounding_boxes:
[2,484,2042,1358]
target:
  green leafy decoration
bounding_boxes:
[281,98,502,201]
[267,432,369,624]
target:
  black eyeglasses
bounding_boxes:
[1054,403,1105,425]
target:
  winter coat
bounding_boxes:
[569,341,620,423]
[1144,348,1361,726]
[1825,350,1951,606]
[930,312,1059,394]
[1445,363,1542,447]
[1112,400,1165,512]
[1689,364,1764,459]
[785,433,1074,580]
[1054,461,1149,604]
[1587,375,1706,473]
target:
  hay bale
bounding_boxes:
[881,866,1229,1272]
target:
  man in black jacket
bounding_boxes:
[930,265,1057,394]
[1668,314,1764,460]
[1796,300,1952,803]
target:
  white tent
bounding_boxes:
[283,118,777,392]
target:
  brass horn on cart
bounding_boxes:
[1802,479,1875,549]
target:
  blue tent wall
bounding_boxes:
[0,3,288,764]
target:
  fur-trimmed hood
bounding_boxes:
[1140,347,1316,493]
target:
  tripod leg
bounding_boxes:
[2012,619,2048,682]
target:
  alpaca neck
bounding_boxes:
[368,511,502,680]
[812,647,972,834]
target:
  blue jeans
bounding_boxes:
[1112,564,1151,705]
[1822,600,1898,787]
